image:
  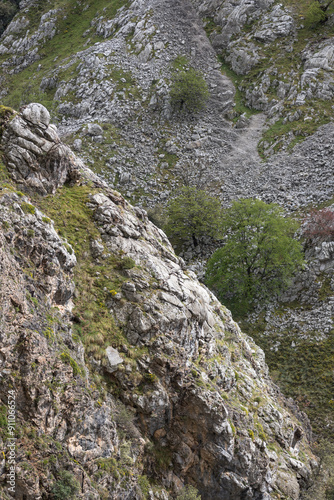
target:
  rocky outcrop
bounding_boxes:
[0,0,333,207]
[1,103,80,195]
[0,105,318,499]
[191,0,334,153]
[0,192,120,499]
[88,187,317,499]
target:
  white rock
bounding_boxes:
[22,103,50,128]
[104,347,123,373]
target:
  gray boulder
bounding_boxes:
[1,103,80,195]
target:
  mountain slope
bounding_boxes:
[0,103,318,499]
[0,0,333,208]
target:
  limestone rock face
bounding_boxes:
[0,108,318,499]
[1,103,80,195]
[87,187,317,499]
[0,191,76,306]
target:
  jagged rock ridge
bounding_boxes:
[0,104,319,499]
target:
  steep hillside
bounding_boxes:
[192,0,334,155]
[1,0,334,497]
[0,103,318,499]
[0,0,333,208]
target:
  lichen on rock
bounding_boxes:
[1,103,80,195]
[0,104,319,499]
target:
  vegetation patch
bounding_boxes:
[206,198,304,316]
[60,351,83,377]
[51,470,79,500]
[21,202,36,215]
[36,184,131,363]
[170,56,209,113]
[242,318,334,440]
[164,186,223,250]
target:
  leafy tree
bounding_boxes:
[205,199,304,316]
[164,187,223,249]
[170,58,209,113]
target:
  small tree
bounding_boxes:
[205,199,304,316]
[170,59,209,113]
[303,208,334,243]
[164,187,222,249]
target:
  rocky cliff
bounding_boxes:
[1,0,334,498]
[0,103,319,499]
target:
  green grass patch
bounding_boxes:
[243,316,334,440]
[60,351,84,376]
[0,405,7,438]
[21,202,36,215]
[258,100,333,157]
[36,184,131,362]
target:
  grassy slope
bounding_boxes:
[240,313,334,440]
[1,0,129,111]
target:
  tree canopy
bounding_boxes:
[205,198,304,316]
[169,59,209,113]
[164,187,223,249]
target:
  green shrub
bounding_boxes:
[51,471,79,499]
[176,485,201,500]
[170,58,209,113]
[117,256,135,270]
[164,187,222,250]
